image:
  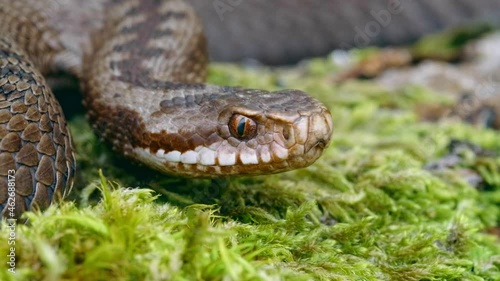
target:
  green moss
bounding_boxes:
[1,38,500,280]
[411,24,494,61]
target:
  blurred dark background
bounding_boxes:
[186,0,500,64]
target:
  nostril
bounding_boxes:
[283,127,291,141]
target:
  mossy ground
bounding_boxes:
[1,33,500,281]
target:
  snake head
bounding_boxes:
[132,87,333,177]
[214,89,333,175]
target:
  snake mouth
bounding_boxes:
[313,140,327,150]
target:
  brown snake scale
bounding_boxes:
[1,0,499,218]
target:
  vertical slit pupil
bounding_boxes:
[237,118,246,137]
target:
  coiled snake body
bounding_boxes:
[0,0,334,218]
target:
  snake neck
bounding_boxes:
[94,0,208,86]
[82,0,210,153]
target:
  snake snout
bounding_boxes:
[302,110,333,161]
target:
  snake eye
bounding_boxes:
[229,114,257,140]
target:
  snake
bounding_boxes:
[0,0,499,219]
[0,0,334,219]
